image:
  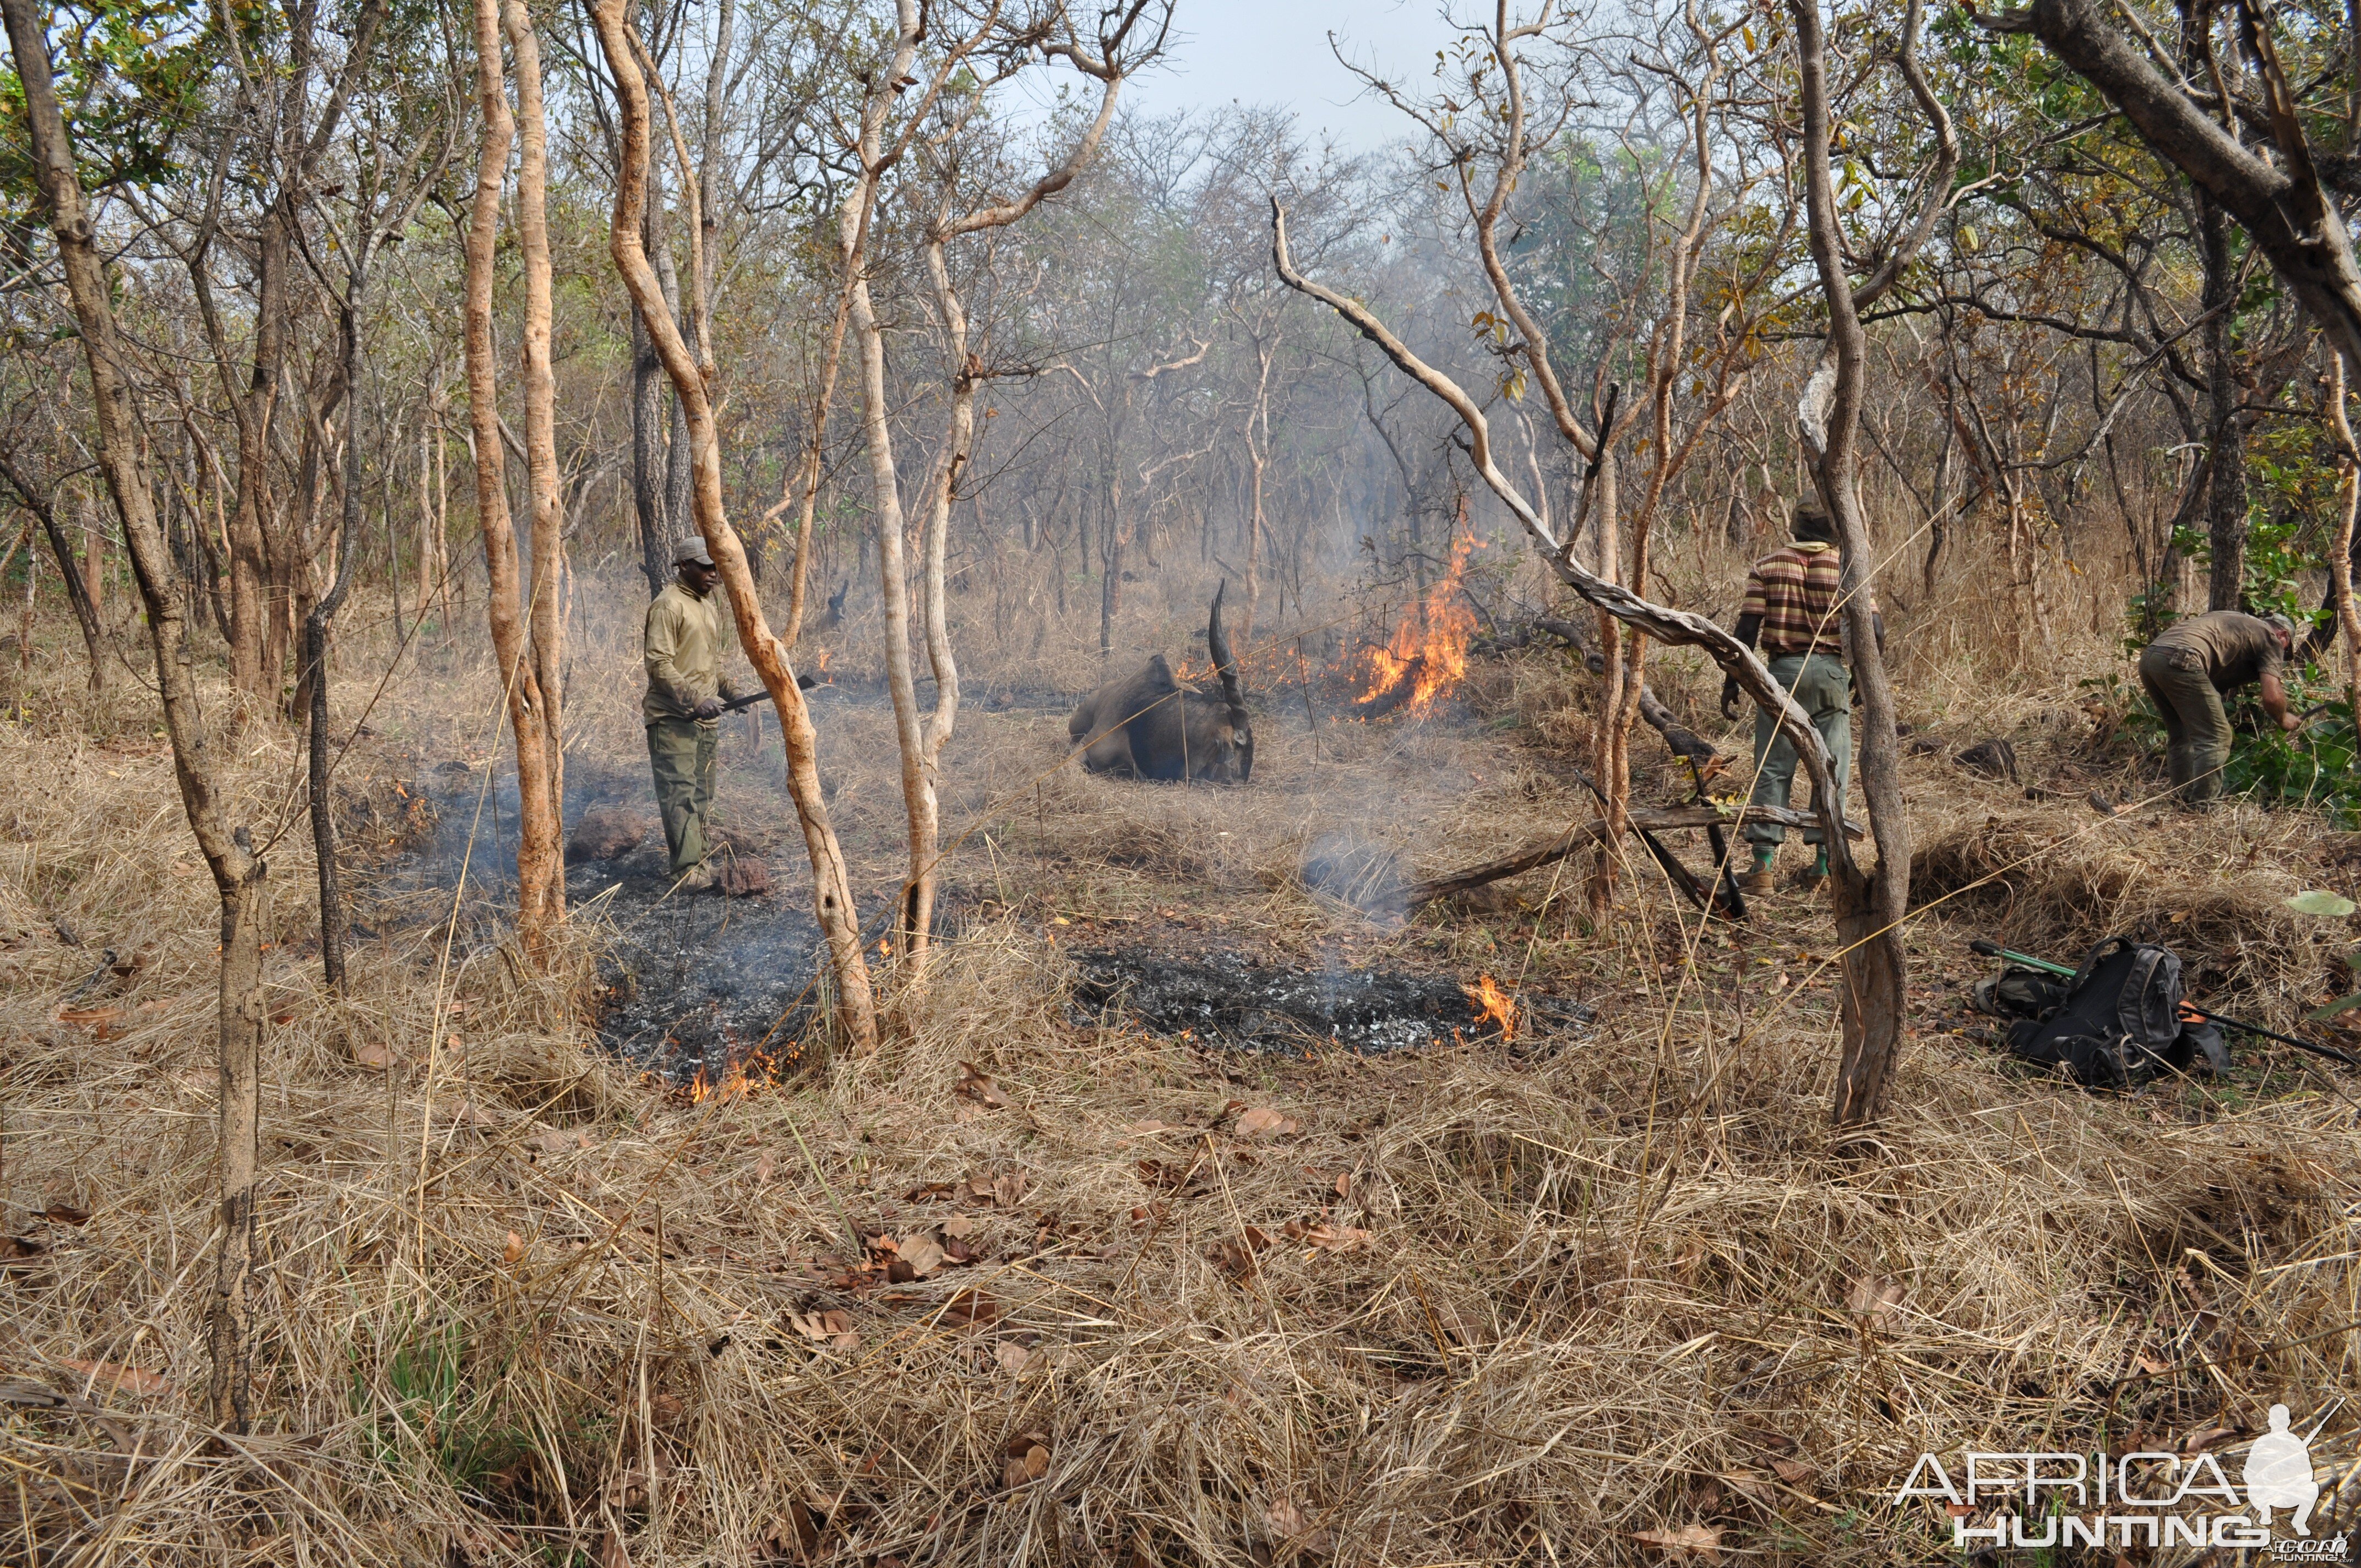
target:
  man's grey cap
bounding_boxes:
[2264,612,2299,643]
[674,540,715,568]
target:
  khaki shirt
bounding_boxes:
[643,581,741,723]
[2151,611,2283,693]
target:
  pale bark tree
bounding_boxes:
[587,0,880,1053]
[899,4,1169,951]
[837,0,1168,965]
[2,0,272,1428]
[464,0,565,955]
[507,0,568,839]
[2328,362,2361,720]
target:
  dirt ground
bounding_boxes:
[2,591,2358,1565]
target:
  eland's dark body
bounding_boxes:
[1068,585,1253,782]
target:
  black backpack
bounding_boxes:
[1972,937,2229,1089]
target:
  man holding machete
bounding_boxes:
[644,541,747,890]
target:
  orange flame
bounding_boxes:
[1354,534,1478,716]
[1463,972,1518,1042]
[683,1040,801,1104]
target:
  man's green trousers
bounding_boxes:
[1744,651,1852,847]
[2137,642,2232,805]
[646,716,718,873]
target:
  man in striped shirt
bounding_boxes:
[1717,499,1882,895]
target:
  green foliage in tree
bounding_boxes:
[0,0,216,221]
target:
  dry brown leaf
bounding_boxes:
[1282,1217,1370,1252]
[1769,1457,1814,1485]
[2135,1353,2171,1376]
[994,1341,1033,1375]
[351,1037,399,1071]
[1234,1106,1298,1140]
[502,1231,525,1265]
[999,1431,1051,1488]
[753,1154,774,1185]
[954,1062,1007,1108]
[942,1215,976,1239]
[943,1288,1002,1327]
[1264,1498,1305,1536]
[56,1006,123,1031]
[1631,1523,1722,1560]
[789,1309,857,1352]
[1844,1275,1905,1325]
[1719,1470,1770,1502]
[894,1232,946,1280]
[60,1358,172,1398]
[40,1202,90,1227]
[1206,1237,1263,1282]
[435,1098,489,1132]
[597,1529,629,1568]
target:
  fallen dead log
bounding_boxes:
[1401,803,1859,907]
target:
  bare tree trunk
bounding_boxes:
[78,491,104,625]
[1587,448,1624,916]
[630,301,672,597]
[905,234,975,954]
[225,207,285,711]
[1241,338,1274,651]
[306,244,370,993]
[837,0,948,963]
[775,173,876,645]
[506,0,567,873]
[2199,197,2249,611]
[2329,361,2361,722]
[848,239,935,959]
[589,0,879,1054]
[0,454,107,688]
[464,0,563,957]
[1791,0,1938,1130]
[2,0,270,1429]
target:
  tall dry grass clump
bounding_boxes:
[3,565,2359,1566]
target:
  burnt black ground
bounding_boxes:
[379,763,825,1080]
[1070,947,1593,1053]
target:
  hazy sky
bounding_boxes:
[1116,0,1471,152]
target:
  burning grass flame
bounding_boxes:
[682,1039,804,1104]
[1463,972,1517,1043]
[1354,533,1478,717]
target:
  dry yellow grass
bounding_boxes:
[1,573,2357,1566]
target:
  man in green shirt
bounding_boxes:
[644,541,743,889]
[2135,610,2300,807]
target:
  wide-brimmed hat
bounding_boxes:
[674,540,715,568]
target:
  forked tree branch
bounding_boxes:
[1270,199,1853,859]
